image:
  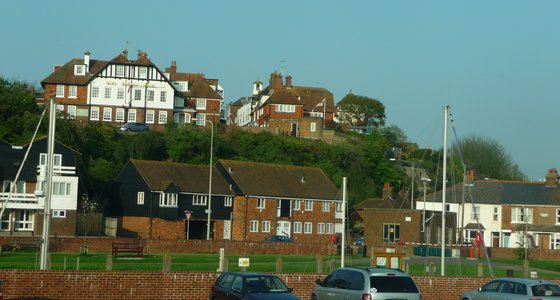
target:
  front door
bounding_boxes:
[223,220,231,240]
[276,221,291,237]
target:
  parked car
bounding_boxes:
[460,277,560,300]
[209,271,300,300]
[119,122,149,132]
[265,235,293,242]
[311,267,421,300]
[353,237,364,245]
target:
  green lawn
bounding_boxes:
[0,250,558,278]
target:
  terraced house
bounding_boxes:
[109,159,342,243]
[40,50,223,130]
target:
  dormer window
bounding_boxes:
[74,65,85,76]
[116,65,125,77]
[138,67,147,79]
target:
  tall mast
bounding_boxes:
[341,177,347,268]
[441,105,449,276]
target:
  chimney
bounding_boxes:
[285,75,292,88]
[545,168,559,188]
[84,51,90,72]
[382,182,393,201]
[252,80,263,96]
[466,169,475,184]
[269,71,283,91]
[122,49,128,59]
[169,61,177,75]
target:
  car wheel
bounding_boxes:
[311,294,318,300]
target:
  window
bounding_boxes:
[512,207,533,224]
[197,98,207,109]
[224,196,232,207]
[158,111,167,124]
[74,65,85,75]
[493,207,499,221]
[294,222,302,233]
[262,221,271,233]
[311,122,317,132]
[553,233,560,250]
[103,107,112,121]
[147,90,155,102]
[137,192,144,205]
[134,89,142,101]
[138,67,147,79]
[91,86,99,98]
[257,198,266,209]
[3,181,24,193]
[322,202,330,212]
[53,210,66,218]
[383,223,400,243]
[128,109,137,122]
[196,113,206,126]
[317,223,325,234]
[336,202,343,212]
[293,200,301,210]
[326,223,334,234]
[104,87,111,99]
[160,91,167,102]
[56,84,64,97]
[193,195,207,206]
[52,182,71,195]
[471,206,480,220]
[39,153,62,167]
[56,105,64,115]
[250,220,259,232]
[159,192,178,207]
[117,88,125,100]
[305,200,313,211]
[146,110,155,124]
[15,210,33,231]
[304,222,312,234]
[90,107,99,120]
[0,212,9,231]
[67,106,76,119]
[116,65,125,77]
[68,85,77,98]
[115,108,125,122]
[275,104,296,113]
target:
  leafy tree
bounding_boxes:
[377,125,408,149]
[453,134,526,180]
[0,76,41,144]
[337,93,386,127]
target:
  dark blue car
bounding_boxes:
[210,272,300,300]
[119,122,149,132]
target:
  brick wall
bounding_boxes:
[1,270,558,300]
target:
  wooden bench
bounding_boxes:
[12,240,41,251]
[112,241,144,257]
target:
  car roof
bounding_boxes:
[495,278,557,285]
[221,272,277,278]
[338,267,411,276]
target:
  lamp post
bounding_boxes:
[195,118,214,240]
[420,177,431,236]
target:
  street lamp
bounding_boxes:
[195,118,214,240]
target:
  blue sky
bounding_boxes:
[1,1,559,180]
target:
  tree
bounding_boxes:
[453,134,526,181]
[0,76,41,144]
[337,93,386,127]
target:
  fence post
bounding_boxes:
[218,248,225,272]
[76,257,80,271]
[63,256,67,270]
[276,257,283,273]
[316,255,323,274]
[477,263,483,277]
[162,250,171,272]
[106,255,113,271]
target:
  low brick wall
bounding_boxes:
[1,270,558,300]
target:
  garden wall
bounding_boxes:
[1,270,558,300]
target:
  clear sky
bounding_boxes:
[1,0,559,180]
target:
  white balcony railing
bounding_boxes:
[0,192,38,204]
[36,165,76,175]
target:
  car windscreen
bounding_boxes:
[245,276,290,293]
[370,276,419,293]
[531,284,560,297]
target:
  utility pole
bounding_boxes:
[40,96,56,270]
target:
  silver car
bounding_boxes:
[461,277,560,300]
[311,267,421,300]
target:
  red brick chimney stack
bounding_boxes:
[545,168,559,188]
[269,71,283,91]
[285,75,292,88]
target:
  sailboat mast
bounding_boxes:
[441,105,449,276]
[341,177,347,268]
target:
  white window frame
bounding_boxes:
[257,198,266,209]
[511,207,533,224]
[160,91,167,102]
[134,89,142,101]
[68,85,77,98]
[0,212,9,231]
[159,192,178,207]
[196,113,206,126]
[39,153,62,167]
[56,84,64,97]
[158,111,167,124]
[117,87,125,100]
[115,108,125,122]
[305,200,313,211]
[52,182,71,196]
[74,65,85,75]
[293,200,301,210]
[317,223,325,234]
[146,110,155,124]
[553,233,560,250]
[67,105,76,119]
[326,223,334,234]
[294,222,302,233]
[91,86,99,98]
[3,180,25,193]
[471,206,480,221]
[262,221,271,233]
[103,107,112,121]
[138,66,148,79]
[311,122,317,132]
[249,220,259,232]
[137,192,145,205]
[196,98,207,109]
[104,87,111,99]
[304,222,312,234]
[147,90,155,102]
[116,65,125,77]
[52,210,66,218]
[493,207,499,221]
[15,210,33,231]
[193,195,207,206]
[128,109,137,122]
[224,196,233,207]
[322,202,330,212]
[90,107,99,121]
